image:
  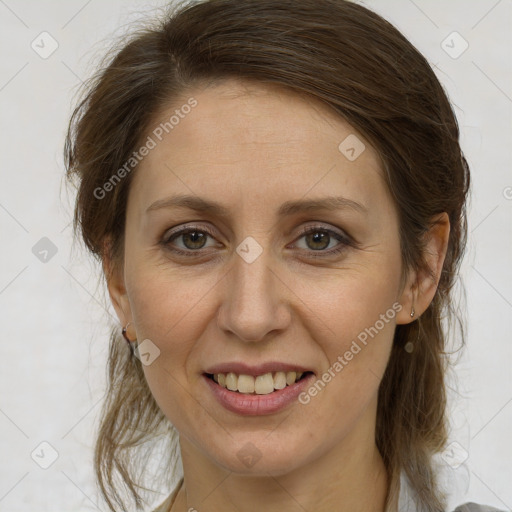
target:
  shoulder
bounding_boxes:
[452,503,508,512]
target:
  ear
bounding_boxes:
[396,212,450,325]
[102,236,134,334]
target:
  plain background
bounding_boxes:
[0,0,511,510]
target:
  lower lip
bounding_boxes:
[202,373,315,416]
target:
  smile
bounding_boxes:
[206,371,312,395]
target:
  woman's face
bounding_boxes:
[113,79,412,476]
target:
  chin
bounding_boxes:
[207,437,308,477]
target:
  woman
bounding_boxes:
[64,1,505,511]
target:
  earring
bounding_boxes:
[122,322,137,355]
[410,306,415,318]
[404,326,420,353]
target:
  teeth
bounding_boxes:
[238,374,255,393]
[211,370,307,395]
[286,371,297,385]
[225,372,238,391]
[254,373,274,394]
[273,371,287,390]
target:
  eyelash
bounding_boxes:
[160,223,354,259]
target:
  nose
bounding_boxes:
[216,244,291,343]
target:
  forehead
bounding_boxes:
[128,79,388,216]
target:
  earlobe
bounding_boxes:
[395,278,418,325]
[396,212,450,325]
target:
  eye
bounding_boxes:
[160,223,353,259]
[291,225,352,257]
[161,225,219,256]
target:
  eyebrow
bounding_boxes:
[145,194,368,217]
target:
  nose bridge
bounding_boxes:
[217,240,289,342]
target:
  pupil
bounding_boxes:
[308,231,329,250]
[184,231,206,249]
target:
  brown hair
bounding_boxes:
[64,1,470,510]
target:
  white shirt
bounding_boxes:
[397,471,507,512]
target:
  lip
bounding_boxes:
[202,372,315,416]
[204,362,313,377]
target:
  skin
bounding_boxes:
[105,79,450,512]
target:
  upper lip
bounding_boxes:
[204,362,314,377]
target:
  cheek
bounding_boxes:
[298,294,397,443]
[126,252,216,341]
[299,255,401,411]
[124,264,217,429]
[300,252,401,345]
[123,259,215,392]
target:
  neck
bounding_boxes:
[172,404,392,512]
